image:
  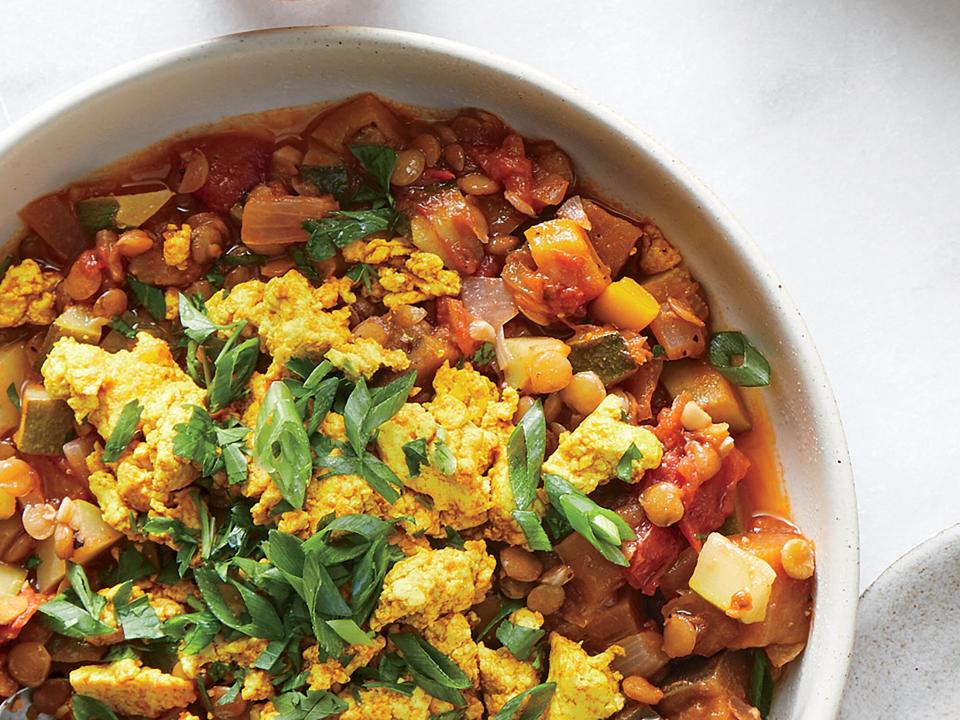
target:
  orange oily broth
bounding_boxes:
[735,389,791,521]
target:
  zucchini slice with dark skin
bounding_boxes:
[13,384,75,456]
[567,326,649,386]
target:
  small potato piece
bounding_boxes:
[661,360,752,433]
[689,533,777,624]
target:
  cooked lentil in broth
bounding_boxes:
[0,93,813,720]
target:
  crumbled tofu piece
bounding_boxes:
[42,334,205,540]
[177,636,270,680]
[422,613,480,687]
[376,363,518,531]
[370,540,495,630]
[378,251,461,308]
[303,635,386,691]
[205,270,407,377]
[477,641,540,716]
[545,633,624,720]
[0,259,62,328]
[338,685,433,720]
[542,394,662,493]
[162,223,191,269]
[69,658,196,719]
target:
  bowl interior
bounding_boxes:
[0,26,857,719]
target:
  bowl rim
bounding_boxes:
[0,25,859,718]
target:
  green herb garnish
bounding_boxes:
[304,209,396,261]
[207,324,259,412]
[126,275,166,321]
[709,331,771,387]
[468,342,496,368]
[346,262,377,291]
[173,406,250,485]
[615,443,642,483]
[402,438,429,477]
[254,381,312,509]
[749,648,774,717]
[38,563,115,639]
[299,165,350,202]
[494,682,556,720]
[543,474,636,566]
[112,580,164,640]
[101,399,142,462]
[5,382,19,412]
[392,631,471,707]
[507,401,551,551]
[495,619,545,661]
[72,695,120,720]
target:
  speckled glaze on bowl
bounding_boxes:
[0,26,858,719]
[839,524,960,718]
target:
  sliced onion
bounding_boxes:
[62,436,96,481]
[177,150,209,194]
[495,325,514,371]
[460,276,518,329]
[610,631,671,679]
[555,195,592,231]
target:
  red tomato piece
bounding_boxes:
[436,298,479,356]
[0,587,48,644]
[624,519,687,596]
[180,134,273,213]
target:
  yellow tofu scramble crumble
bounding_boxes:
[0,94,814,720]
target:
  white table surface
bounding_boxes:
[2,0,958,592]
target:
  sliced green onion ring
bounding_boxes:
[708,331,771,387]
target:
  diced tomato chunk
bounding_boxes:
[624,519,687,595]
[178,134,273,212]
[678,447,750,550]
[0,587,48,643]
[436,298,479,355]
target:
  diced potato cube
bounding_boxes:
[689,532,776,624]
[0,345,27,435]
[661,360,752,433]
[590,277,660,331]
[0,563,27,598]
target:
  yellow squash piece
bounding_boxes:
[590,277,660,332]
[689,532,777,624]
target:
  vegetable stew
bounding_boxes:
[0,93,813,720]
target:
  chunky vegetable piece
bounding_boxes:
[0,93,810,720]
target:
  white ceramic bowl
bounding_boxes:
[0,26,858,719]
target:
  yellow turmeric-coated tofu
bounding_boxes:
[303,635,386,691]
[42,334,205,538]
[162,223,192,269]
[545,634,624,720]
[376,363,518,531]
[0,259,61,328]
[477,640,541,716]
[177,635,270,680]
[205,270,408,378]
[341,237,460,307]
[370,540,495,630]
[338,685,433,720]
[242,670,274,702]
[69,658,196,719]
[542,394,662,494]
[378,251,461,308]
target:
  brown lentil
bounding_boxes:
[53,522,74,560]
[0,459,36,498]
[780,538,816,580]
[444,143,466,172]
[391,149,426,187]
[31,678,72,714]
[499,576,534,600]
[62,249,102,301]
[538,563,574,587]
[410,133,442,166]
[260,255,296,278]
[662,614,698,658]
[7,642,51,687]
[116,229,154,258]
[457,173,500,196]
[94,229,124,283]
[434,124,458,144]
[2,534,35,564]
[92,288,128,317]
[513,396,536,423]
[526,583,565,615]
[621,675,664,705]
[21,504,56,541]
[528,351,573,394]
[500,546,544,583]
